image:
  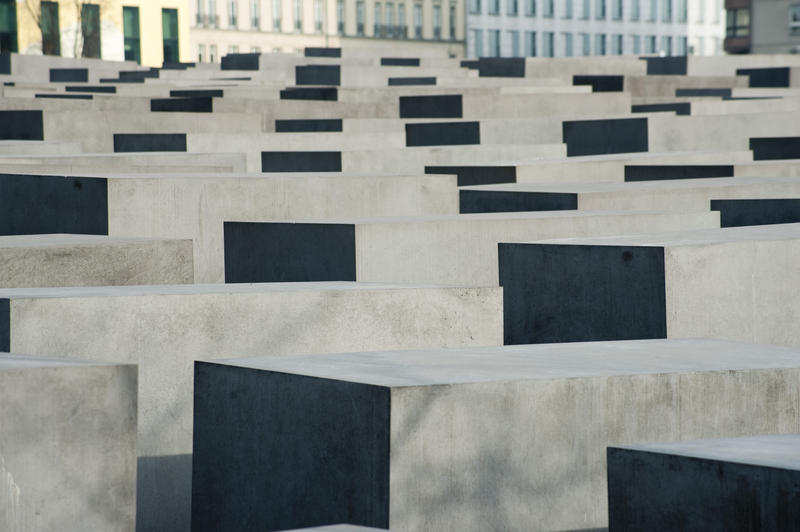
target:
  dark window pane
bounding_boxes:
[123,6,141,63]
[41,1,60,56]
[162,8,179,62]
[81,4,100,58]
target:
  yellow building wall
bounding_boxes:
[136,0,191,66]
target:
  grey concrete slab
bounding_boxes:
[0,234,193,288]
[0,354,137,532]
[0,282,501,532]
[192,339,800,532]
[608,434,800,531]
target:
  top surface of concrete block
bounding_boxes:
[615,434,800,471]
[0,233,182,248]
[0,352,128,370]
[214,338,800,387]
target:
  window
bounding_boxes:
[374,2,382,35]
[509,29,519,55]
[595,33,605,55]
[489,0,499,15]
[696,0,704,22]
[542,30,553,56]
[660,35,671,55]
[677,0,686,22]
[563,32,573,56]
[488,28,500,55]
[229,44,239,53]
[676,35,686,55]
[630,0,639,20]
[726,8,749,37]
[413,3,421,37]
[648,0,655,21]
[162,8,179,63]
[580,32,590,55]
[563,0,572,18]
[449,3,455,39]
[713,0,720,23]
[612,33,622,54]
[251,45,261,52]
[198,43,205,61]
[41,1,60,56]
[314,0,322,31]
[81,4,101,58]
[696,35,704,55]
[595,0,604,19]
[229,0,238,26]
[209,44,217,62]
[398,2,406,37]
[472,28,483,56]
[507,0,517,16]
[0,0,18,53]
[790,5,800,35]
[357,0,364,34]
[524,30,535,55]
[543,0,553,17]
[433,4,441,39]
[630,34,640,54]
[337,0,344,33]
[386,2,394,37]
[645,34,655,53]
[611,0,621,20]
[524,0,535,16]
[209,0,218,27]
[469,0,481,14]
[273,0,281,30]
[123,6,140,63]
[294,0,302,31]
[580,0,589,18]
[662,0,671,22]
[197,0,205,25]
[252,0,261,27]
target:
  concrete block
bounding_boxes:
[113,133,187,153]
[499,224,800,347]
[0,354,137,532]
[750,136,800,160]
[562,118,648,157]
[275,119,343,132]
[405,122,480,147]
[306,48,342,58]
[0,282,502,532]
[631,102,691,115]
[66,85,116,93]
[222,210,718,285]
[608,434,800,531]
[49,68,88,82]
[261,151,342,172]
[388,77,436,86]
[399,94,462,118]
[477,57,525,77]
[0,111,43,141]
[711,198,800,227]
[425,165,516,186]
[573,75,624,92]
[221,53,260,70]
[280,87,338,100]
[296,65,341,86]
[150,97,213,112]
[675,88,732,98]
[35,93,92,100]
[381,57,419,66]
[736,67,791,88]
[624,164,734,181]
[191,339,800,532]
[459,190,577,213]
[0,234,193,288]
[642,56,688,75]
[169,89,223,98]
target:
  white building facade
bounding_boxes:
[466,0,725,58]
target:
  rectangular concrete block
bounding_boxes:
[150,97,213,112]
[459,190,577,213]
[49,68,88,82]
[305,47,341,57]
[0,110,44,141]
[0,282,502,532]
[499,224,800,347]
[381,57,419,66]
[405,121,480,147]
[562,118,648,157]
[750,136,800,160]
[425,165,516,186]
[113,133,187,152]
[0,354,137,532]
[573,75,624,92]
[711,198,800,227]
[275,119,343,132]
[280,87,338,100]
[221,53,260,70]
[388,77,436,86]
[624,164,734,182]
[477,57,525,77]
[399,94,462,118]
[192,339,800,532]
[35,93,92,100]
[169,89,223,98]
[0,234,193,288]
[736,66,791,88]
[675,88,732,97]
[643,56,687,75]
[631,102,691,115]
[261,151,342,172]
[66,85,116,93]
[608,434,800,531]
[296,65,341,86]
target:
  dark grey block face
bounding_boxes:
[49,68,88,82]
[66,85,116,93]
[192,363,391,532]
[562,118,648,157]
[478,57,525,77]
[711,199,800,227]
[100,76,143,84]
[675,88,732,98]
[35,93,92,100]
[261,151,342,172]
[113,133,187,152]
[119,69,159,81]
[573,75,624,92]
[405,121,479,147]
[296,65,341,86]
[425,165,516,186]
[0,173,108,236]
[750,137,800,160]
[399,94,462,118]
[388,76,435,86]
[280,87,338,101]
[624,165,734,182]
[0,299,8,352]
[459,191,577,213]
[161,61,196,70]
[305,47,341,57]
[381,57,420,66]
[607,448,800,532]
[275,119,343,132]
[460,59,479,69]
[0,53,9,74]
[170,89,223,98]
[499,243,667,344]
[150,97,213,112]
[631,102,691,116]
[0,110,44,141]
[736,67,791,88]
[221,53,260,70]
[224,222,356,282]
[643,56,687,75]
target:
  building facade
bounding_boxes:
[189,0,464,62]
[0,0,190,66]
[466,0,725,58]
[725,0,800,54]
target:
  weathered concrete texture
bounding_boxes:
[608,434,800,532]
[0,354,137,532]
[0,283,501,532]
[500,224,800,347]
[222,210,718,286]
[192,339,800,532]
[0,234,193,288]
